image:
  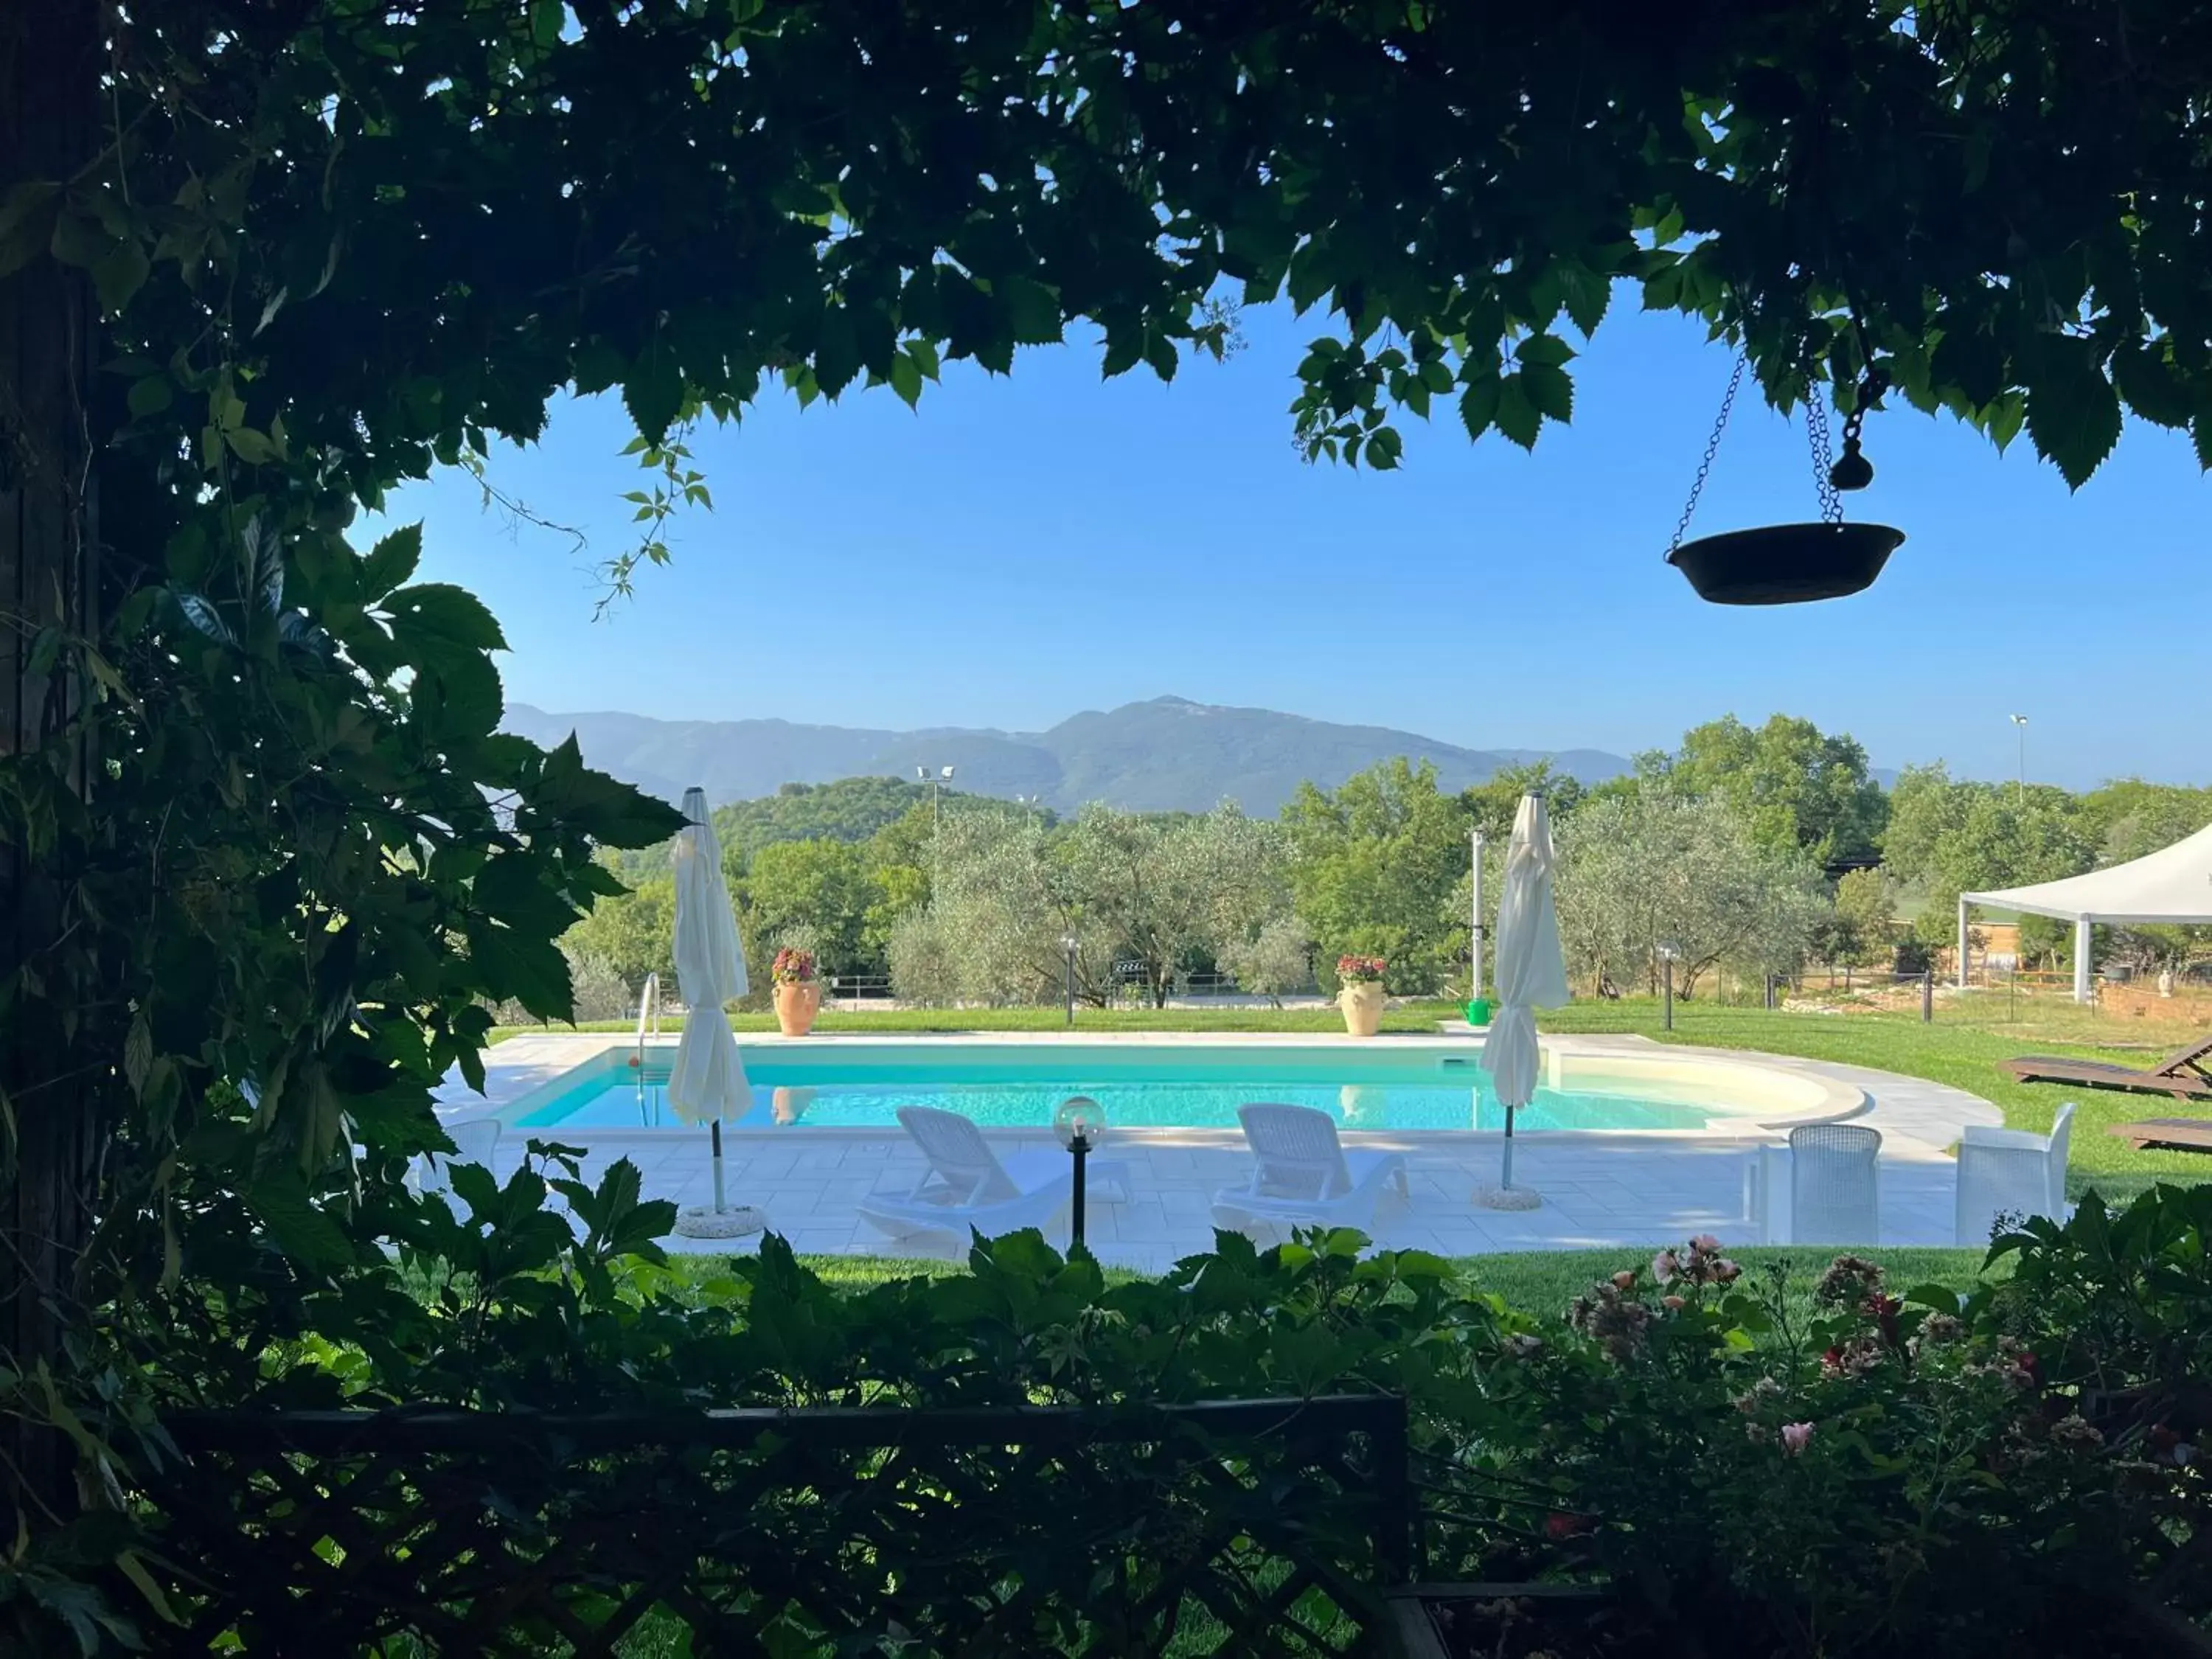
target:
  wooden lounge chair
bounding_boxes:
[2002,1035,2212,1100]
[2109,1119,2212,1154]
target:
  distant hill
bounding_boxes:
[501,695,1632,817]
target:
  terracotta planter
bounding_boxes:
[1338,981,1385,1037]
[773,981,821,1036]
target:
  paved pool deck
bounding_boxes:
[443,1031,2006,1272]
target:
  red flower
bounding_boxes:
[1544,1511,1592,1540]
[1821,1346,1845,1376]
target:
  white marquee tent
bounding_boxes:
[1959,821,2212,1002]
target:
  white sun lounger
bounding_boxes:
[1211,1102,1409,1242]
[858,1106,1130,1248]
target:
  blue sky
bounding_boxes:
[373,296,2210,790]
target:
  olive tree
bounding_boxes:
[1556,791,1828,999]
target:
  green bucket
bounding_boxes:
[1464,997,1492,1026]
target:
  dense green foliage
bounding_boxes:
[611,775,942,880]
[55,1159,2212,1655]
[17,0,2212,1644]
[563,717,2211,1010]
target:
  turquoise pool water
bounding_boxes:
[511,1047,1720,1133]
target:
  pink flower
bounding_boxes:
[1662,1294,1686,1312]
[1611,1270,1637,1291]
[1651,1250,1680,1284]
[1714,1258,1742,1283]
[1690,1234,1721,1253]
[1780,1422,1815,1456]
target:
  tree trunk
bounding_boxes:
[1,0,103,1528]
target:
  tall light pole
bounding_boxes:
[915,763,956,832]
[2008,714,2028,801]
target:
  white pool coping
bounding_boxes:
[434,1029,2006,1264]
[454,1029,1868,1138]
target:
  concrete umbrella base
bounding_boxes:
[1472,1185,1543,1211]
[672,1204,768,1239]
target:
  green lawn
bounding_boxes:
[1537,998,2210,1203]
[493,1004,1459,1041]
[676,1245,1997,1321]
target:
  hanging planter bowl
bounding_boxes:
[1668,521,1904,605]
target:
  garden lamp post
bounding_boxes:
[1054,1096,1107,1250]
[1061,933,1079,1026]
[1658,944,1680,1032]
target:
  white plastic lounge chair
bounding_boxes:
[858,1106,1129,1247]
[1955,1102,2073,1246]
[1787,1123,1881,1245]
[1211,1103,1409,1241]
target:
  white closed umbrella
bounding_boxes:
[667,786,762,1239]
[1475,793,1570,1211]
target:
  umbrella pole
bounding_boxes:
[711,1119,726,1213]
[1501,1106,1516,1189]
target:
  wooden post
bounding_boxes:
[1,0,105,1526]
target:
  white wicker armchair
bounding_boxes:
[1955,1103,2073,1248]
[417,1117,502,1199]
[1788,1124,1882,1245]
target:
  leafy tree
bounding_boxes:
[1282,759,1471,994]
[2078,779,2212,866]
[1461,761,1585,844]
[561,874,679,992]
[1056,806,1286,1006]
[1217,916,1317,1007]
[1667,715,1888,866]
[1881,765,1975,887]
[1556,790,1828,998]
[1831,868,1901,968]
[739,839,874,978]
[23,0,2212,1629]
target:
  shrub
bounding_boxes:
[26,1157,2212,1656]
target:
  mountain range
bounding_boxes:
[499,696,1634,816]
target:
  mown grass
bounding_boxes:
[493,1003,1459,1041]
[675,1244,1998,1324]
[1537,998,2211,1203]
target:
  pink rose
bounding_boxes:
[1611,1270,1637,1291]
[1652,1250,1680,1284]
[1781,1422,1815,1456]
[1714,1258,1742,1283]
[1662,1295,1686,1312]
[1690,1234,1721,1253]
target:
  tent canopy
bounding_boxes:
[1961,821,2212,925]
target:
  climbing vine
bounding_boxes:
[8,0,2212,1645]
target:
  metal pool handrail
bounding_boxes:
[634,972,661,1069]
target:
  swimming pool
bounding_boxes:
[498,1039,1834,1134]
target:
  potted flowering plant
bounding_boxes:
[1336,954,1388,1037]
[771,946,822,1036]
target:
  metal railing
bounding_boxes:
[633,970,661,1066]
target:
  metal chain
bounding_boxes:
[1669,356,1747,554]
[1806,392,1844,525]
